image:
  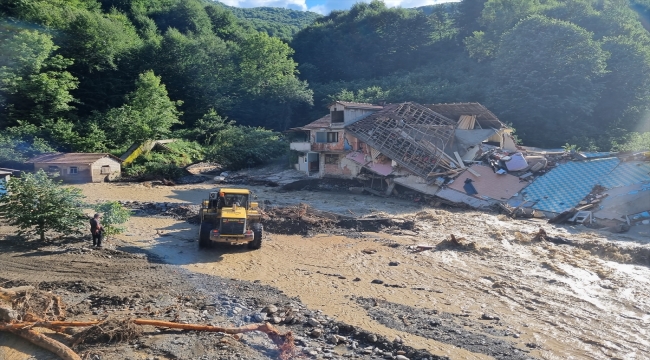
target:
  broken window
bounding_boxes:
[325,154,340,164]
[315,132,339,143]
[331,110,344,123]
[327,132,339,143]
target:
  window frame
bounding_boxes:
[69,166,78,174]
[100,165,111,174]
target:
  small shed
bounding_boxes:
[27,153,122,183]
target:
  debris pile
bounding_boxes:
[262,204,416,236]
[118,201,201,223]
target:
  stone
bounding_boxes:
[396,356,410,360]
[271,316,282,324]
[393,336,402,343]
[388,261,400,266]
[481,313,500,321]
[310,328,323,338]
[371,279,384,285]
[264,304,278,314]
[353,277,361,282]
[329,334,339,344]
[367,334,378,343]
[307,318,321,327]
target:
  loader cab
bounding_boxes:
[207,189,251,210]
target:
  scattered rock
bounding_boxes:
[310,328,323,338]
[371,279,384,284]
[388,261,400,266]
[481,313,500,321]
[263,304,278,314]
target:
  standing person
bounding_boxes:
[90,213,103,247]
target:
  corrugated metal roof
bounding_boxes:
[599,161,650,189]
[27,153,123,164]
[524,158,620,213]
[425,103,505,129]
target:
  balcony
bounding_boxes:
[289,142,311,152]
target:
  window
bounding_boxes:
[331,110,344,123]
[69,167,78,174]
[100,165,111,174]
[315,131,339,143]
[47,166,60,173]
[325,154,340,164]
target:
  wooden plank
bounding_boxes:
[453,152,466,169]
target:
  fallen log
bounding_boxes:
[1,325,81,360]
[1,319,296,360]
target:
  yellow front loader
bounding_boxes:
[199,188,263,249]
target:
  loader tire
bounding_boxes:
[199,223,211,249]
[248,223,263,250]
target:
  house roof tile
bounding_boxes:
[27,153,123,165]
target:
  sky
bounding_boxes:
[219,0,457,15]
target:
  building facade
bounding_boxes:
[27,153,122,183]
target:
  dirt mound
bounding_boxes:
[262,204,416,236]
[119,201,201,223]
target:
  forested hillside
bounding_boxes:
[293,0,650,149]
[1,0,649,173]
[0,0,311,169]
[212,2,321,41]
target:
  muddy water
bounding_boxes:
[79,183,650,360]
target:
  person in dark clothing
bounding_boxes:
[90,213,103,247]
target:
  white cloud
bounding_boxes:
[220,0,309,11]
[217,0,458,15]
[308,0,458,14]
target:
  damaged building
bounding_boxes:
[288,101,650,230]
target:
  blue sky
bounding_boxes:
[219,0,457,15]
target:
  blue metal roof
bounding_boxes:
[599,161,650,189]
[523,158,620,213]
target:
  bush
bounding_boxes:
[94,201,131,237]
[0,170,87,241]
[205,126,287,170]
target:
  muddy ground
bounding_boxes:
[1,177,650,360]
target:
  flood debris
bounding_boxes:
[284,100,649,229]
[0,287,298,360]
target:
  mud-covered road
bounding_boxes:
[2,181,650,360]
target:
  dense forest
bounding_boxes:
[293,0,650,149]
[213,2,321,41]
[1,0,649,174]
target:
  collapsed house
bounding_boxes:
[288,101,650,230]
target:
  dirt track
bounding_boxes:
[2,181,650,360]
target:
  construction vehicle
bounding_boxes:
[199,188,263,249]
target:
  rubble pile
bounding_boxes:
[262,204,416,236]
[118,201,201,223]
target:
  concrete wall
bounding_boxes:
[328,103,377,125]
[35,163,93,183]
[91,157,121,182]
[320,153,361,179]
[310,130,346,152]
[35,157,121,183]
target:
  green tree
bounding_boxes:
[0,169,87,242]
[489,15,608,146]
[206,126,287,170]
[0,30,78,127]
[94,201,131,237]
[101,70,182,148]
